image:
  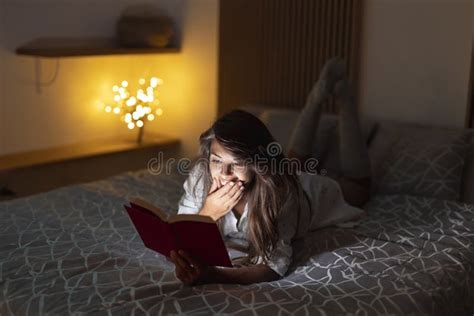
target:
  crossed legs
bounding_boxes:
[287,58,372,207]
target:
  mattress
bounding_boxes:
[0,168,473,315]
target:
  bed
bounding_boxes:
[1,108,474,315]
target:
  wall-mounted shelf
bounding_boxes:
[16,37,180,58]
[0,133,179,173]
[0,134,181,200]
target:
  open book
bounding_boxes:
[124,198,232,267]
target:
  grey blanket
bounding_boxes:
[1,169,473,315]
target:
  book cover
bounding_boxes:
[124,198,233,267]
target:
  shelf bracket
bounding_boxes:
[34,57,60,94]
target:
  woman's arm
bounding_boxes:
[170,250,281,286]
[205,264,280,285]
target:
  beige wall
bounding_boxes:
[0,0,218,157]
[359,0,473,128]
[0,1,5,157]
[2,0,472,162]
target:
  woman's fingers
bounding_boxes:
[209,177,219,193]
[171,251,184,267]
[171,251,187,272]
[179,250,196,266]
[230,182,243,196]
[173,250,204,285]
[171,251,194,281]
[222,182,243,202]
[223,186,243,209]
[216,181,237,198]
[219,181,243,208]
[228,189,244,208]
[175,268,189,284]
[179,250,203,276]
[229,183,244,199]
[222,181,242,198]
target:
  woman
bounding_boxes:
[170,58,372,286]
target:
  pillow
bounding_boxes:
[376,126,471,201]
[258,108,300,150]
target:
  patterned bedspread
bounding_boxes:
[1,168,473,315]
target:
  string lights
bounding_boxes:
[104,77,163,143]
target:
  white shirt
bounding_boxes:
[177,164,365,277]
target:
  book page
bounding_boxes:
[129,198,169,222]
[168,214,215,224]
[129,198,215,224]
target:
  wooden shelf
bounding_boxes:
[0,134,179,173]
[0,134,181,200]
[16,37,180,58]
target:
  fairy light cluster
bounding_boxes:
[104,77,164,130]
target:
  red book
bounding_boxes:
[124,198,232,267]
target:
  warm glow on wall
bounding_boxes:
[103,77,164,143]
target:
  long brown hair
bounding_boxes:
[191,110,300,264]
